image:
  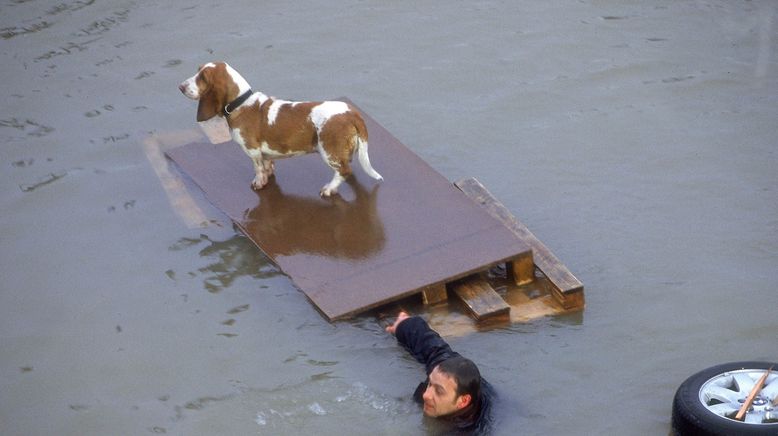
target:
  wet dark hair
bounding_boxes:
[437,356,481,399]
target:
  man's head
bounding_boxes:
[421,356,481,418]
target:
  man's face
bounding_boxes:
[421,366,470,417]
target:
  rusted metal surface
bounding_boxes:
[167,100,531,321]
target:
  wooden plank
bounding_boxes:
[451,277,510,320]
[455,177,584,309]
[142,130,209,228]
[421,283,447,305]
[376,273,581,337]
[165,100,533,321]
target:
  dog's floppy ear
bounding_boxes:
[195,65,221,121]
[197,93,220,121]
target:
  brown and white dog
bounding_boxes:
[179,62,383,196]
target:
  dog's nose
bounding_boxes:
[178,83,187,94]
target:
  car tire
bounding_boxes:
[672,361,778,435]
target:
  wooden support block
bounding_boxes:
[508,250,535,286]
[421,283,447,305]
[455,177,585,310]
[452,277,510,320]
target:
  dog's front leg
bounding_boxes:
[251,156,269,190]
[262,159,275,177]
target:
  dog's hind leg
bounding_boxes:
[317,143,351,197]
[320,171,346,197]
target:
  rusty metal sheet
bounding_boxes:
[166,100,531,321]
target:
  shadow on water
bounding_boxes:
[168,231,280,293]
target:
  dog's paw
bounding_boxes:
[320,186,336,197]
[252,172,270,190]
[251,179,266,190]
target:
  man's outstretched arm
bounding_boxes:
[386,311,460,375]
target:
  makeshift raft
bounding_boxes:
[160,99,584,322]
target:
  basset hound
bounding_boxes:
[179,62,383,196]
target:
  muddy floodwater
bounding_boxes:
[1,1,776,435]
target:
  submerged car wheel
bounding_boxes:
[672,361,778,435]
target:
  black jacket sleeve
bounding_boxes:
[395,316,461,375]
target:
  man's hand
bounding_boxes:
[385,311,410,335]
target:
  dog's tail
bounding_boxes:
[355,136,383,181]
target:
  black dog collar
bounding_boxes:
[223,89,253,117]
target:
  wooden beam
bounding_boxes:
[421,283,447,305]
[455,177,584,310]
[451,277,510,320]
[508,250,534,286]
[143,131,209,229]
